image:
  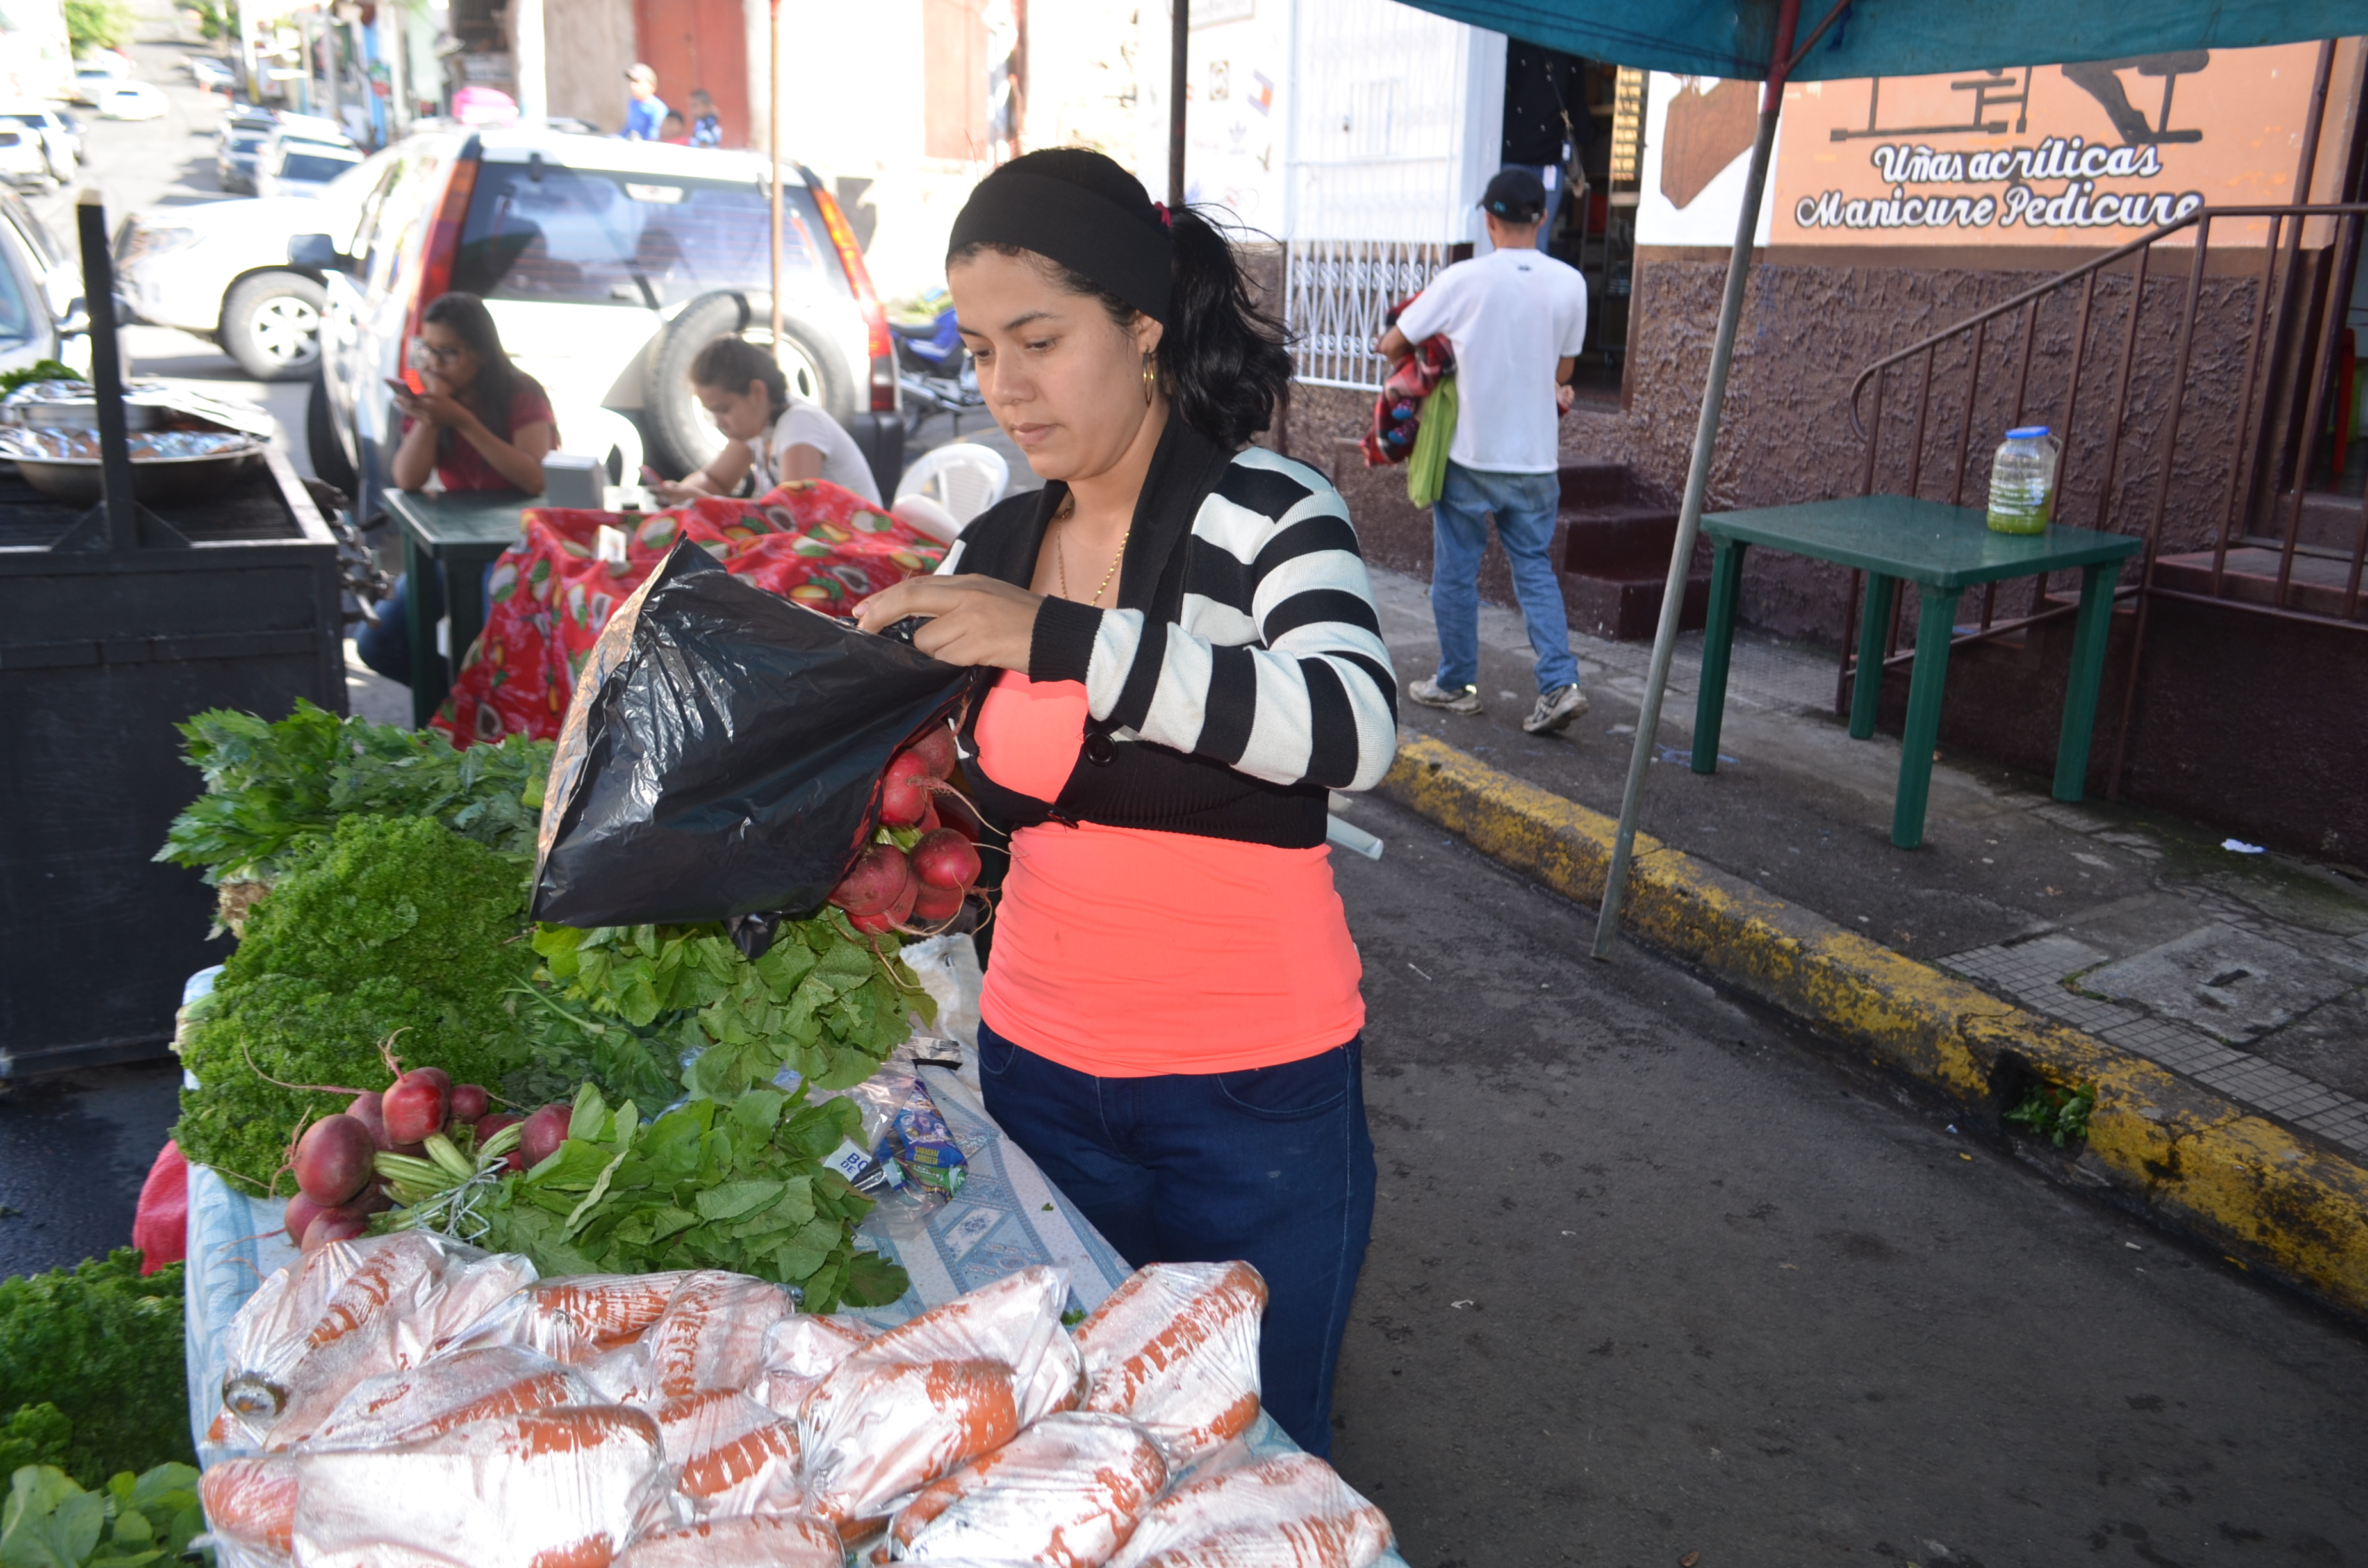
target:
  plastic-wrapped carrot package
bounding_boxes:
[1104,1453,1394,1568]
[641,1273,798,1399]
[835,1266,1071,1422]
[447,1272,691,1363]
[885,1410,1169,1565]
[1074,1262,1268,1464]
[291,1405,672,1568]
[798,1357,1024,1530]
[307,1346,595,1450]
[752,1313,873,1417]
[1103,1458,1392,1568]
[222,1234,538,1451]
[199,1454,298,1568]
[208,1240,363,1448]
[649,1388,805,1520]
[615,1513,844,1568]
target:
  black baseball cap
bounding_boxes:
[1479,167,1547,222]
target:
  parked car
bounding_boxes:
[94,81,167,121]
[299,126,898,514]
[0,127,50,191]
[115,146,392,380]
[0,106,81,181]
[255,129,363,199]
[0,187,113,377]
[215,104,276,193]
[188,56,236,94]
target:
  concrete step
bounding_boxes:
[1561,564,1713,642]
[1560,504,1686,576]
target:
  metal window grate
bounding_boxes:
[1283,239,1452,391]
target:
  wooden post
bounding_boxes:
[1168,0,1188,206]
[769,0,784,361]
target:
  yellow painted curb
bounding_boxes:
[1380,733,2368,1322]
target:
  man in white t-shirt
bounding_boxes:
[1379,167,1590,735]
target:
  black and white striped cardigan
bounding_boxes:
[940,418,1399,849]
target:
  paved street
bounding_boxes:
[1328,790,2368,1566]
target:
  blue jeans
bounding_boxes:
[978,1022,1377,1458]
[352,564,499,686]
[1430,460,1580,693]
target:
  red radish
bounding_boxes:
[448,1084,490,1125]
[292,1115,375,1207]
[910,828,981,892]
[879,750,935,828]
[359,1186,394,1214]
[829,842,910,917]
[520,1104,573,1168]
[302,1206,369,1252]
[850,874,919,935]
[346,1091,389,1150]
[283,1193,325,1243]
[911,882,964,924]
[477,1113,526,1171]
[382,1069,450,1145]
[907,725,958,780]
[917,799,941,833]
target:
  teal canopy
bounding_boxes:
[1395,0,2367,81]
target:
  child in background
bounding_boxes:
[660,110,687,144]
[689,89,722,147]
[645,334,884,505]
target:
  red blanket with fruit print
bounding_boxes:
[429,480,948,747]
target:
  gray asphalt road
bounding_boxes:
[1325,791,2368,1566]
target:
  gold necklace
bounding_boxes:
[1054,495,1129,606]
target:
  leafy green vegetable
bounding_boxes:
[174,816,538,1192]
[439,1084,909,1312]
[2005,1079,2098,1147]
[534,919,930,1103]
[0,1255,190,1487]
[0,362,80,398]
[0,1462,202,1567]
[158,700,552,885]
[0,1410,70,1483]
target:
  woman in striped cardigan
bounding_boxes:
[855,149,1397,1457]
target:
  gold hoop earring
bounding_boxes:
[1141,352,1156,405]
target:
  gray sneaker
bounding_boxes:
[1523,683,1588,735]
[1408,677,1482,714]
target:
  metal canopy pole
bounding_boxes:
[769,0,784,357]
[1592,0,1804,958]
[1169,0,1188,206]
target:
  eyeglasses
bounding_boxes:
[409,340,468,367]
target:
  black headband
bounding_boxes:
[947,171,1173,324]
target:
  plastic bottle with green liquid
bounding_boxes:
[1986,425,2061,535]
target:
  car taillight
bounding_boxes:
[399,137,481,392]
[811,179,897,412]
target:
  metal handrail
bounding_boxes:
[1845,202,2368,441]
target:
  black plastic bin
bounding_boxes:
[0,192,346,1077]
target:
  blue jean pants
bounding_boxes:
[1430,460,1580,693]
[352,563,498,686]
[978,1022,1377,1458]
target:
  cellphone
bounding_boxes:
[384,377,415,399]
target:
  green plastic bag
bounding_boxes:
[1406,375,1458,509]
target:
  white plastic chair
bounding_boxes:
[896,442,1010,530]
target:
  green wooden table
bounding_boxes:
[1691,496,2142,849]
[384,489,532,728]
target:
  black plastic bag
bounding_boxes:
[532,539,968,929]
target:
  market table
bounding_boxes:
[179,1021,1412,1566]
[382,488,531,728]
[1689,496,2142,849]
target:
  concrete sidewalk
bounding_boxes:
[1358,565,2368,1316]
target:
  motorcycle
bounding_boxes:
[889,297,987,441]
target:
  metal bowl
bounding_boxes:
[13,445,265,504]
[2,396,170,432]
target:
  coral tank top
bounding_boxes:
[971,670,1365,1077]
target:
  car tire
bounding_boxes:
[645,292,854,475]
[224,272,327,381]
[306,372,358,493]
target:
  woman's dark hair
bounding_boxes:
[689,334,787,414]
[420,291,518,434]
[947,148,1292,450]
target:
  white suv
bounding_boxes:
[295,125,898,517]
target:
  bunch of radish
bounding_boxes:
[828,722,989,936]
[283,1068,572,1252]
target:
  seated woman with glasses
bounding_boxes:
[355,292,556,683]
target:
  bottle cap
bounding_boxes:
[2005,425,2050,439]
